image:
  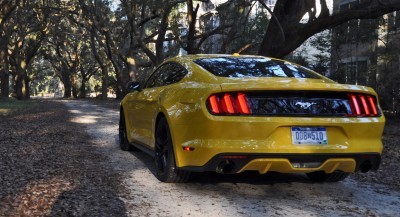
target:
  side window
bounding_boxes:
[164,63,187,85]
[145,65,168,89]
[144,62,188,89]
[144,73,158,89]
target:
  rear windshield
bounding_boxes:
[193,57,320,78]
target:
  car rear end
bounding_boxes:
[172,56,385,177]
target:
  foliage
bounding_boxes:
[1,0,400,111]
[308,30,331,76]
[206,0,269,54]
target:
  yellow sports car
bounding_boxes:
[119,54,385,183]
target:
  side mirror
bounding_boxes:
[126,81,141,92]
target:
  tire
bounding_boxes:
[154,117,191,183]
[306,171,349,182]
[119,110,138,151]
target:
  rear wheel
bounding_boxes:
[154,117,191,183]
[306,171,349,182]
[119,110,138,151]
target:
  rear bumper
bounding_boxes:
[171,115,385,168]
[180,153,381,174]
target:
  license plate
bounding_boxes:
[291,127,328,145]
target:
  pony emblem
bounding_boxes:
[295,102,316,109]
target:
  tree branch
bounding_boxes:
[196,24,233,48]
[259,0,400,58]
[257,0,285,43]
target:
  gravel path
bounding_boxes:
[64,100,400,217]
[0,100,126,216]
[1,99,398,216]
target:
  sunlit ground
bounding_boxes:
[0,108,10,115]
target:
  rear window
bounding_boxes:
[193,57,320,78]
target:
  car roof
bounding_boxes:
[166,54,273,63]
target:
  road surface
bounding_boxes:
[64,100,400,217]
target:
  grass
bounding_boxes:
[0,97,40,117]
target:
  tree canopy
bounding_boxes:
[0,0,400,112]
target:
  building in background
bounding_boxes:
[330,0,379,86]
[330,0,400,112]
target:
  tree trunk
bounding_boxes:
[14,74,29,100]
[369,44,378,89]
[71,75,78,98]
[101,66,108,100]
[186,0,200,54]
[0,44,10,98]
[64,84,72,98]
[155,4,173,65]
[90,29,108,100]
[0,71,9,98]
[116,72,124,100]
[63,75,72,98]
[72,86,78,98]
[24,76,30,99]
[117,56,137,99]
[79,77,87,98]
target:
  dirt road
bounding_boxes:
[65,100,400,217]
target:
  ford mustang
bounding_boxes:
[119,54,385,183]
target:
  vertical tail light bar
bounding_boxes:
[208,95,220,114]
[237,93,251,114]
[359,95,370,115]
[207,93,252,115]
[222,94,235,114]
[349,94,361,115]
[367,96,378,116]
[348,93,380,117]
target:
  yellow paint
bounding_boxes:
[121,54,385,173]
[237,158,356,174]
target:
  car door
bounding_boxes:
[125,66,164,146]
[131,63,188,148]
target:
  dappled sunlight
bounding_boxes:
[0,177,75,216]
[69,115,99,124]
[68,109,83,114]
[124,170,245,216]
[0,108,10,115]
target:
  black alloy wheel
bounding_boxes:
[154,117,191,183]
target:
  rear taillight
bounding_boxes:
[348,94,379,117]
[207,93,252,115]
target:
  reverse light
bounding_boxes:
[207,93,252,115]
[292,162,322,168]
